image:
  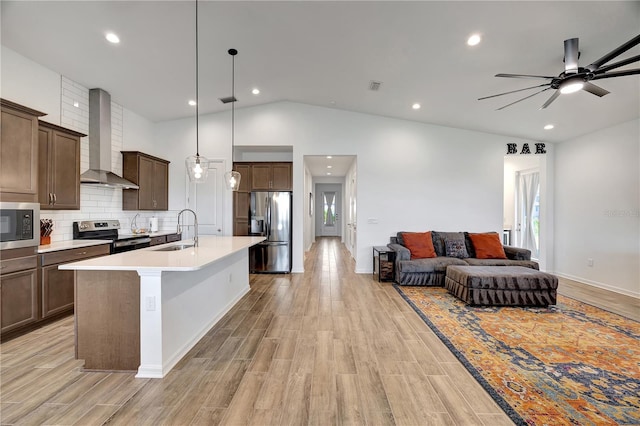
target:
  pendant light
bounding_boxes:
[224,48,241,191]
[186,0,210,183]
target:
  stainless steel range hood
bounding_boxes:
[80,89,139,189]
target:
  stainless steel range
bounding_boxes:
[73,219,151,254]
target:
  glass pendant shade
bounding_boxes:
[224,170,241,191]
[186,154,210,183]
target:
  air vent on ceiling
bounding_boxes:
[369,80,383,91]
[219,96,237,104]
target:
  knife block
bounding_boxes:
[40,235,51,245]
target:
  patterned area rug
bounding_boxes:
[394,286,640,425]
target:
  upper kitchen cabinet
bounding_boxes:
[121,151,170,211]
[246,162,292,191]
[234,163,251,193]
[0,99,46,202]
[38,121,85,210]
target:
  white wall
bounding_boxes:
[1,46,60,125]
[554,119,640,297]
[163,101,534,273]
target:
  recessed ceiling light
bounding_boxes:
[327,165,332,169]
[252,88,260,95]
[544,124,554,130]
[412,103,421,110]
[326,156,332,159]
[105,32,120,44]
[327,172,332,175]
[188,100,197,106]
[467,34,481,46]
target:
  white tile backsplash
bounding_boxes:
[40,77,180,243]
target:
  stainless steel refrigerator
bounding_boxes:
[249,191,292,273]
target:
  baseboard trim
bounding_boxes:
[553,272,640,299]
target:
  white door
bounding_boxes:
[515,169,540,259]
[186,160,224,236]
[320,190,341,237]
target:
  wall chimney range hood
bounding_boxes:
[80,88,139,189]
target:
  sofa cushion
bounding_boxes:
[432,231,469,258]
[463,258,539,270]
[397,256,467,273]
[402,232,436,259]
[468,232,507,259]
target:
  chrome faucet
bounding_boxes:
[177,209,199,247]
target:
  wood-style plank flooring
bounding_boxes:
[1,237,637,425]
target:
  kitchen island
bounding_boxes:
[60,236,265,378]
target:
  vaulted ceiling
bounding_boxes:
[2,1,639,144]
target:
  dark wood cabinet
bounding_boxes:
[235,163,251,193]
[0,247,38,335]
[271,163,292,190]
[40,264,74,318]
[149,233,182,246]
[38,121,85,210]
[121,151,170,211]
[39,244,110,320]
[0,99,46,202]
[239,162,292,191]
[233,192,250,236]
[249,162,292,191]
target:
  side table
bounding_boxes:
[373,246,396,282]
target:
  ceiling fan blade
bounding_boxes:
[496,87,551,110]
[593,54,640,74]
[564,38,579,74]
[478,83,551,100]
[540,90,560,109]
[496,73,555,80]
[586,34,640,71]
[582,82,610,97]
[591,68,640,80]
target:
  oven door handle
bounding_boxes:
[113,237,151,248]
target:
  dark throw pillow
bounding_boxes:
[444,238,469,258]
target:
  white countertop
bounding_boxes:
[60,236,265,272]
[38,239,111,254]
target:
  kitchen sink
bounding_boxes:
[153,244,194,252]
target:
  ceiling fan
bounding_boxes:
[479,34,640,110]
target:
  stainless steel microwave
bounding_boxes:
[0,202,40,250]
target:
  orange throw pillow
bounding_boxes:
[402,232,437,259]
[469,233,507,259]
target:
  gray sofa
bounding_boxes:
[388,231,538,286]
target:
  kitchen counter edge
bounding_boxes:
[38,240,111,254]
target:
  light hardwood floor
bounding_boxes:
[1,237,637,425]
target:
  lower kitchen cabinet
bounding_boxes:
[150,233,181,246]
[0,243,110,341]
[0,247,39,335]
[40,264,75,318]
[1,269,39,334]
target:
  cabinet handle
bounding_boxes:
[53,193,57,204]
[49,193,53,204]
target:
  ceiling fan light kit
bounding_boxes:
[480,33,640,110]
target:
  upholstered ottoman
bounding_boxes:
[445,265,558,306]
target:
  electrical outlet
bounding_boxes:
[145,296,156,311]
[587,258,594,267]
[228,273,233,283]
